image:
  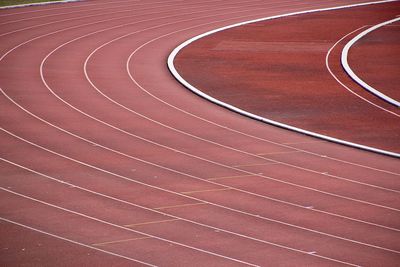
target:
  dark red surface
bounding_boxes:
[175,1,400,153]
[348,20,400,104]
[1,0,399,266]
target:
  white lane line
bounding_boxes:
[0,0,183,25]
[0,0,270,26]
[341,17,400,107]
[80,2,400,194]
[0,0,81,10]
[0,0,140,14]
[0,187,259,267]
[167,0,400,158]
[125,3,400,172]
[1,127,399,255]
[0,0,396,233]
[0,217,156,266]
[326,28,400,116]
[32,0,400,215]
[0,157,365,266]
[0,0,396,253]
[0,0,225,37]
[0,3,397,189]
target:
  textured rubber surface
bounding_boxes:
[173,1,400,155]
[1,0,399,266]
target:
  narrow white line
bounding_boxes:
[0,0,396,233]
[0,217,156,266]
[341,17,400,107]
[167,0,400,158]
[0,2,396,188]
[7,76,400,224]
[0,187,259,267]
[3,7,395,230]
[326,28,400,116]
[29,0,400,217]
[0,0,81,10]
[0,157,363,266]
[0,0,143,16]
[0,0,220,37]
[78,1,400,196]
[1,127,399,254]
[0,0,263,26]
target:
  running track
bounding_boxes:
[0,0,399,266]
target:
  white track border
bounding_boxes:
[0,0,81,10]
[341,17,400,107]
[167,0,400,158]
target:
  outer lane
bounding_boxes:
[1,0,399,266]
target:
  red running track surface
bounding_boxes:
[174,1,400,154]
[347,19,400,106]
[0,0,399,266]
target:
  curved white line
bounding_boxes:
[0,157,366,266]
[167,0,400,158]
[0,0,81,10]
[326,27,400,118]
[0,187,259,266]
[0,1,396,179]
[0,0,396,258]
[3,0,398,241]
[6,0,396,235]
[2,126,399,256]
[0,217,156,266]
[341,17,400,107]
[31,0,400,216]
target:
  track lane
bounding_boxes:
[0,218,153,266]
[342,19,400,106]
[171,0,400,154]
[1,0,399,265]
[2,0,394,230]
[1,149,399,266]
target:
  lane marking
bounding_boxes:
[282,140,327,145]
[0,0,396,230]
[256,151,302,156]
[232,162,280,168]
[0,0,400,260]
[341,17,400,107]
[181,188,232,195]
[25,0,400,230]
[0,157,370,265]
[154,203,207,210]
[2,131,399,259]
[207,174,254,181]
[92,236,153,247]
[125,219,180,228]
[2,0,400,177]
[167,0,400,158]
[0,187,260,267]
[327,27,399,115]
[0,0,145,15]
[0,0,225,37]
[0,0,81,10]
[0,217,156,266]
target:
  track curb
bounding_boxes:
[167,0,400,158]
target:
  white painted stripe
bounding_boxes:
[167,0,400,158]
[0,187,259,267]
[0,0,81,10]
[0,0,396,228]
[0,157,365,266]
[341,17,400,107]
[326,26,400,117]
[2,127,399,255]
[0,217,156,266]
